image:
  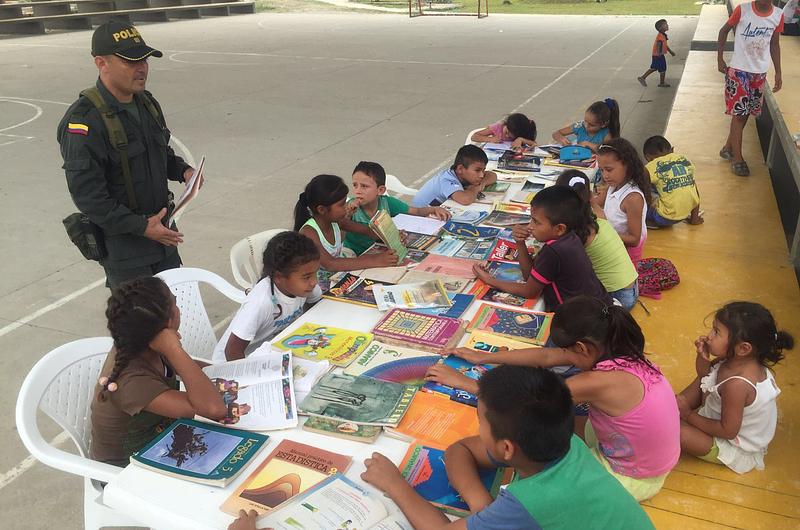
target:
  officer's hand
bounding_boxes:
[145,208,184,246]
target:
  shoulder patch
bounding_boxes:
[67,122,89,136]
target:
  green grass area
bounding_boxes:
[358,0,704,15]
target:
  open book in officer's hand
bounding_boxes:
[169,155,205,225]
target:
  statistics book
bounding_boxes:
[468,303,553,345]
[369,209,408,262]
[221,439,352,516]
[322,273,390,307]
[385,391,479,448]
[301,417,382,444]
[440,221,501,240]
[372,280,452,311]
[469,280,537,309]
[273,323,372,367]
[372,309,467,353]
[344,340,440,385]
[130,419,268,487]
[299,372,417,427]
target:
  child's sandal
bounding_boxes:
[719,148,733,160]
[731,161,750,177]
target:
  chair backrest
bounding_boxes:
[229,229,286,290]
[384,174,419,198]
[155,267,246,360]
[15,337,121,483]
[465,127,484,146]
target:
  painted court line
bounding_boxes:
[0,431,71,491]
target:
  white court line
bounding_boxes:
[0,431,71,491]
[0,99,43,133]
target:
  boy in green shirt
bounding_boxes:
[361,366,654,530]
[344,161,450,255]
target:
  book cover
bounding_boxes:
[385,391,479,448]
[221,439,352,516]
[410,293,475,319]
[480,210,530,227]
[453,239,495,261]
[466,330,532,352]
[468,304,553,345]
[493,202,531,214]
[416,254,477,279]
[273,323,372,367]
[488,238,538,264]
[400,444,503,517]
[372,309,467,352]
[445,208,489,225]
[486,261,525,283]
[322,273,391,307]
[372,280,452,312]
[398,270,472,294]
[422,354,494,407]
[469,281,537,309]
[300,372,417,426]
[510,191,535,204]
[428,238,465,257]
[301,417,382,444]
[369,209,408,262]
[440,221,500,240]
[131,419,268,487]
[344,340,440,385]
[403,233,441,251]
[521,180,546,193]
[497,151,540,172]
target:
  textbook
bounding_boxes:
[299,372,417,427]
[259,473,413,530]
[322,273,391,307]
[468,303,553,345]
[344,340,440,385]
[469,280,537,309]
[200,351,298,431]
[480,210,531,227]
[372,280,452,312]
[372,309,467,353]
[466,330,532,352]
[221,439,352,516]
[391,214,446,236]
[486,260,525,283]
[130,419,268,487]
[272,323,372,367]
[398,270,472,294]
[301,416,383,444]
[416,254,477,279]
[369,209,408,262]
[385,391,479,448]
[402,233,440,251]
[440,221,501,240]
[410,293,474,319]
[488,238,536,264]
[445,207,489,225]
[400,444,505,517]
[427,237,465,257]
[493,201,531,214]
[422,353,494,407]
[453,239,496,260]
[291,356,331,405]
[497,151,540,173]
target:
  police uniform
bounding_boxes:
[57,22,191,288]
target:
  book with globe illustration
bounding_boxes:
[272,322,372,367]
[221,439,352,516]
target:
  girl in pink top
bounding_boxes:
[470,112,537,149]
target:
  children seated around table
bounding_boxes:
[295,174,398,289]
[552,99,620,152]
[677,302,791,474]
[213,232,322,362]
[557,170,639,310]
[344,161,450,255]
[642,135,703,227]
[472,185,611,312]
[470,112,538,149]
[91,277,226,467]
[442,296,681,502]
[412,145,497,208]
[362,365,654,529]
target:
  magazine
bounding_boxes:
[468,303,553,345]
[272,323,372,367]
[369,209,408,262]
[372,280,452,311]
[344,340,440,385]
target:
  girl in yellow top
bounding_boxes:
[642,136,702,227]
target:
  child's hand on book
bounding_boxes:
[362,452,405,496]
[368,249,399,267]
[447,347,490,365]
[227,509,264,530]
[472,263,492,282]
[429,206,451,221]
[424,363,474,390]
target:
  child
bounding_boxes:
[594,138,651,265]
[642,136,703,227]
[411,145,498,208]
[638,19,676,88]
[718,0,783,176]
[556,170,639,310]
[552,99,620,151]
[361,365,654,529]
[677,302,791,474]
[294,174,398,287]
[344,161,450,255]
[470,112,538,148]
[91,277,226,467]
[213,231,322,362]
[473,185,611,312]
[446,296,681,501]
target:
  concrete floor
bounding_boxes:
[0,12,696,528]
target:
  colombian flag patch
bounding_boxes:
[67,122,89,136]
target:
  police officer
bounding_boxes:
[58,21,195,289]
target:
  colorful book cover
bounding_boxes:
[322,273,391,307]
[301,417,382,444]
[403,232,441,251]
[372,309,467,352]
[488,239,538,264]
[273,323,372,367]
[482,181,510,193]
[399,270,472,294]
[468,304,553,345]
[466,330,532,352]
[400,444,504,517]
[453,239,495,260]
[344,340,440,385]
[445,208,489,225]
[510,191,535,204]
[299,372,417,426]
[428,238,465,257]
[469,280,537,309]
[221,439,352,516]
[480,210,530,227]
[369,209,408,262]
[385,391,479,448]
[410,293,475,319]
[372,280,452,312]
[440,221,501,240]
[486,261,525,283]
[416,254,477,279]
[493,202,531,214]
[131,419,269,487]
[521,180,546,193]
[497,151,540,172]
[422,355,493,407]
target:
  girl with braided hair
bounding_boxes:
[90,276,226,467]
[213,231,324,362]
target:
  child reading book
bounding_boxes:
[473,185,611,312]
[469,112,538,148]
[642,136,702,227]
[552,99,620,152]
[91,277,226,467]
[637,19,676,88]
[361,365,654,529]
[344,161,450,255]
[213,231,322,362]
[412,145,498,208]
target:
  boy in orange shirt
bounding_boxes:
[638,19,676,88]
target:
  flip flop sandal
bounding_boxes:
[637,76,647,87]
[719,148,733,160]
[731,161,750,176]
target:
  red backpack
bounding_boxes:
[637,257,679,299]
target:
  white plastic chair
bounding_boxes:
[156,267,246,360]
[229,228,286,290]
[15,337,148,530]
[465,127,485,145]
[384,174,419,197]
